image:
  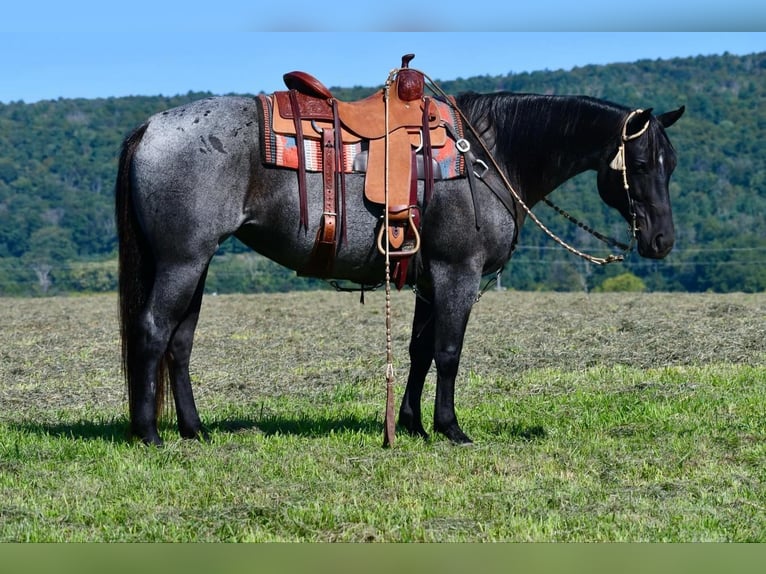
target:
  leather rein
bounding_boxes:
[424,73,650,266]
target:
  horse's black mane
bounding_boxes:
[456,91,627,151]
[453,91,672,178]
[455,91,628,124]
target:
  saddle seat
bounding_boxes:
[282,70,334,100]
[281,71,441,142]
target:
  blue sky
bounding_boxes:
[3,1,765,32]
[1,3,764,104]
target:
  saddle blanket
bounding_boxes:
[258,94,466,179]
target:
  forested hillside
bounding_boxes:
[0,51,764,295]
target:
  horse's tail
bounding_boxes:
[115,123,168,428]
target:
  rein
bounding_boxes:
[421,72,648,266]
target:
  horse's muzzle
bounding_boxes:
[639,230,674,259]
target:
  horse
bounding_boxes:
[115,76,684,447]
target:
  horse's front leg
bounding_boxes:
[399,293,435,439]
[431,267,480,445]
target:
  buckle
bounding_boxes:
[472,159,489,179]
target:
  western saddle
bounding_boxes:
[263,54,456,285]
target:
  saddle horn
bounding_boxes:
[397,54,423,102]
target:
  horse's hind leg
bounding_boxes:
[399,295,435,439]
[129,262,210,445]
[167,267,209,440]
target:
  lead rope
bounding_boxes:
[382,70,397,448]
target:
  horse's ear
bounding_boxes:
[656,106,685,129]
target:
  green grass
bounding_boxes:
[0,291,764,541]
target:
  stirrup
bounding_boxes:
[377,207,421,258]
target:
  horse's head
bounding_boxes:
[597,106,685,259]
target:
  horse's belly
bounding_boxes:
[234,218,386,285]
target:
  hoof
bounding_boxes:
[194,428,211,443]
[130,421,163,446]
[400,424,430,441]
[136,434,164,447]
[180,426,210,442]
[398,412,430,441]
[435,424,473,445]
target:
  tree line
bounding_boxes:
[0,51,764,295]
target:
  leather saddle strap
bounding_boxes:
[392,149,422,289]
[289,89,309,231]
[300,127,338,277]
[443,118,483,231]
[305,126,338,276]
[421,96,434,208]
[320,127,337,244]
[392,96,433,288]
[332,99,347,245]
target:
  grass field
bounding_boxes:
[0,290,764,542]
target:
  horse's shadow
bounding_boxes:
[6,419,130,443]
[6,412,546,443]
[208,413,381,438]
[5,413,382,443]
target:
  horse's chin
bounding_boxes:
[637,233,674,259]
[639,248,672,260]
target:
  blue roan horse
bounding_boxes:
[116,70,684,446]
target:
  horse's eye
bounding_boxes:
[633,161,649,174]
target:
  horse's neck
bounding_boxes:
[502,96,620,204]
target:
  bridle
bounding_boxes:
[607,108,651,240]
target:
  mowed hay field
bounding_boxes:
[0,290,764,542]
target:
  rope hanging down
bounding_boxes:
[382,69,398,448]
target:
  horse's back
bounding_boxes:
[136,96,261,182]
